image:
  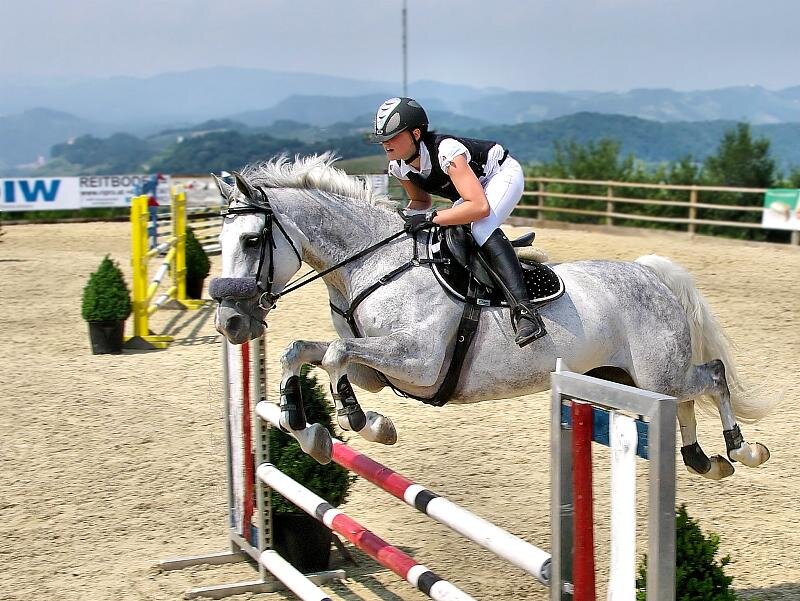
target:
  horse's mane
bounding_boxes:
[241,152,395,210]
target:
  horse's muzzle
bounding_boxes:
[215,304,266,344]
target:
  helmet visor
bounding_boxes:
[369,127,410,144]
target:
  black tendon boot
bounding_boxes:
[480,229,547,347]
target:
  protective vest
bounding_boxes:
[397,134,505,201]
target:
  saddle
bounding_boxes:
[428,226,565,307]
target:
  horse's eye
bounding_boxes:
[243,236,261,248]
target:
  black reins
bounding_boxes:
[221,190,409,312]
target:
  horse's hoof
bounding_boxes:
[730,442,770,468]
[690,455,734,480]
[358,411,397,445]
[296,423,333,465]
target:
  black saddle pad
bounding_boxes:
[427,227,565,307]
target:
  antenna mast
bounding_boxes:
[402,0,407,96]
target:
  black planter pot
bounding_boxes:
[186,276,205,300]
[271,512,332,573]
[87,320,125,354]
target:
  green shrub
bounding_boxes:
[185,226,211,281]
[269,366,356,513]
[81,255,132,322]
[637,504,737,601]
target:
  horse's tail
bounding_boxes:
[635,254,776,422]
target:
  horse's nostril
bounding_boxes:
[226,314,245,332]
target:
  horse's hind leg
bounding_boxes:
[677,400,734,480]
[683,360,770,478]
[705,360,770,468]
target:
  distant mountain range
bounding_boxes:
[2,67,800,171]
[15,111,800,178]
[468,113,800,167]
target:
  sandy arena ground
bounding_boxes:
[1,220,798,601]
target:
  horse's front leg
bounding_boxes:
[278,340,334,464]
[321,334,436,446]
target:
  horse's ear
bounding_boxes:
[232,171,257,199]
[211,173,235,200]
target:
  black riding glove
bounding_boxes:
[402,210,437,234]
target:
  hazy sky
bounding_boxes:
[2,0,799,91]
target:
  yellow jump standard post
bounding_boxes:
[125,189,205,349]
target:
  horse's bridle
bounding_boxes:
[210,187,410,315]
[209,189,302,312]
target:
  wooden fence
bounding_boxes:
[516,177,799,245]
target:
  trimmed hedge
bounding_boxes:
[81,255,132,322]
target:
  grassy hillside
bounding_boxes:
[335,154,387,174]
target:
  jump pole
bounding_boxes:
[258,463,478,601]
[124,188,205,350]
[256,400,553,585]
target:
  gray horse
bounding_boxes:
[210,154,771,480]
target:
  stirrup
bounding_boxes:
[513,306,547,347]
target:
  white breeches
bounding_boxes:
[453,156,525,246]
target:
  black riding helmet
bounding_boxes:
[372,97,429,143]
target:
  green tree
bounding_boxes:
[704,123,775,189]
[81,255,132,322]
[668,155,703,187]
[787,167,800,188]
[185,226,211,282]
[699,123,779,240]
[537,139,637,225]
[51,133,154,174]
[549,138,636,181]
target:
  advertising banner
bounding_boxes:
[0,177,82,212]
[78,174,171,208]
[762,189,800,231]
[362,174,389,196]
[0,175,171,212]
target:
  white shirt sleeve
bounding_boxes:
[437,138,471,172]
[388,160,408,180]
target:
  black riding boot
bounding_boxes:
[480,229,547,347]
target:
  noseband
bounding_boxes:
[209,188,301,311]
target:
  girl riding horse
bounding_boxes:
[374,97,545,347]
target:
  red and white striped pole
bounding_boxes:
[257,463,477,601]
[256,401,552,585]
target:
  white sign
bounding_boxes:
[79,175,171,208]
[363,174,389,196]
[0,175,173,212]
[0,177,81,212]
